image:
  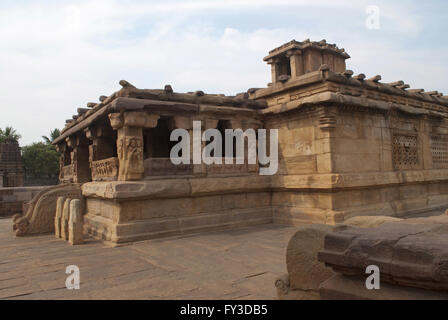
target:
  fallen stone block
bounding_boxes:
[276,216,409,300]
[318,222,448,291]
[276,224,335,300]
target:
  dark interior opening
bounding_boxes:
[143,117,175,158]
[277,56,291,79]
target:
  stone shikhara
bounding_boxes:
[10,38,448,247]
[0,137,23,189]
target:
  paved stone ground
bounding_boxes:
[0,218,297,300]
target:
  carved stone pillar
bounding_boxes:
[267,58,279,84]
[243,120,262,172]
[84,125,118,181]
[56,142,66,181]
[168,116,196,175]
[84,125,116,162]
[287,50,303,79]
[202,119,219,172]
[169,116,193,157]
[317,106,337,174]
[66,134,91,183]
[109,112,160,181]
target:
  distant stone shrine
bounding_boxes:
[50,39,448,243]
[0,137,24,188]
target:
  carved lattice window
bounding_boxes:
[431,135,448,168]
[392,134,419,170]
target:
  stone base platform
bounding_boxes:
[84,208,273,243]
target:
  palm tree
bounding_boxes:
[42,128,61,144]
[0,126,21,143]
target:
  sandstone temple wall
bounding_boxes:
[263,100,448,224]
[329,108,448,220]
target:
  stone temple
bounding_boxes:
[12,39,448,245]
[0,137,24,188]
[0,137,25,217]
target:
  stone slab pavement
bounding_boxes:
[0,218,297,300]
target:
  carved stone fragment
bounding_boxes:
[54,196,65,238]
[68,199,83,245]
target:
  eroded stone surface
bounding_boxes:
[277,215,409,300]
[281,224,335,300]
[318,221,448,291]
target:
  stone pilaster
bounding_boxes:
[287,50,303,79]
[85,125,116,162]
[109,112,160,181]
[267,58,279,84]
[66,134,91,183]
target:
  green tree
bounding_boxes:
[22,142,60,179]
[42,128,61,144]
[0,126,21,143]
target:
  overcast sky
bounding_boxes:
[1,0,447,145]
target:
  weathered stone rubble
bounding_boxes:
[276,215,405,299]
[278,214,448,300]
[318,216,448,292]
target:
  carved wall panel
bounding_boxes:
[430,134,448,169]
[91,157,119,181]
[117,135,144,180]
[392,133,419,170]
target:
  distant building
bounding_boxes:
[0,137,24,187]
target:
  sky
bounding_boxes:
[0,0,447,145]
